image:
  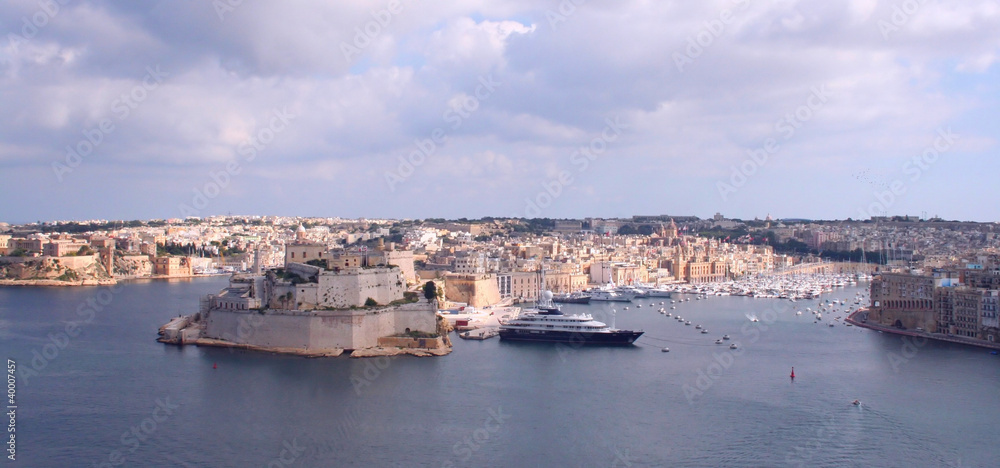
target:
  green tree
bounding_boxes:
[423,281,438,301]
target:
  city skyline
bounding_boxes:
[2,1,999,223]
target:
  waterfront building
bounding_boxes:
[869,272,936,331]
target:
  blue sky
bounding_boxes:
[1,0,998,224]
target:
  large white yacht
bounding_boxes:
[499,309,643,345]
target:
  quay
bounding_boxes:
[847,309,1000,351]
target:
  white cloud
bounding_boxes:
[0,0,998,222]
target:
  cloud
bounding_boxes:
[1,0,999,223]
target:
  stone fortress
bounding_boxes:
[159,240,449,357]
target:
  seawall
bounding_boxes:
[847,309,1000,351]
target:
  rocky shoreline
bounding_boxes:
[0,278,117,287]
[159,336,451,358]
[0,273,231,287]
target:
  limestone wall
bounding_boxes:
[317,268,405,308]
[203,299,437,350]
[204,309,312,349]
[445,274,501,308]
[383,250,416,284]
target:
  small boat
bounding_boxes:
[685,321,692,326]
[701,329,709,334]
[666,313,672,317]
[715,339,723,344]
[829,323,835,327]
[722,335,730,340]
[695,324,702,329]
[729,343,738,349]
[852,399,861,406]
[661,347,670,352]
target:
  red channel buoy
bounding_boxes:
[213,363,217,369]
[790,367,795,379]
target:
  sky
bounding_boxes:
[1,0,999,224]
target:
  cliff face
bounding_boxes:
[0,255,112,283]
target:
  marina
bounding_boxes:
[5,276,1000,467]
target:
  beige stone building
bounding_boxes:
[869,273,936,331]
[444,273,501,308]
[153,256,193,277]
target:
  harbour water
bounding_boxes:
[2,277,999,467]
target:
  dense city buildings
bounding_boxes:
[5,213,1000,349]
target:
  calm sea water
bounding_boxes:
[2,277,998,467]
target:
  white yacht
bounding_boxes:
[588,289,633,302]
[499,309,642,345]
